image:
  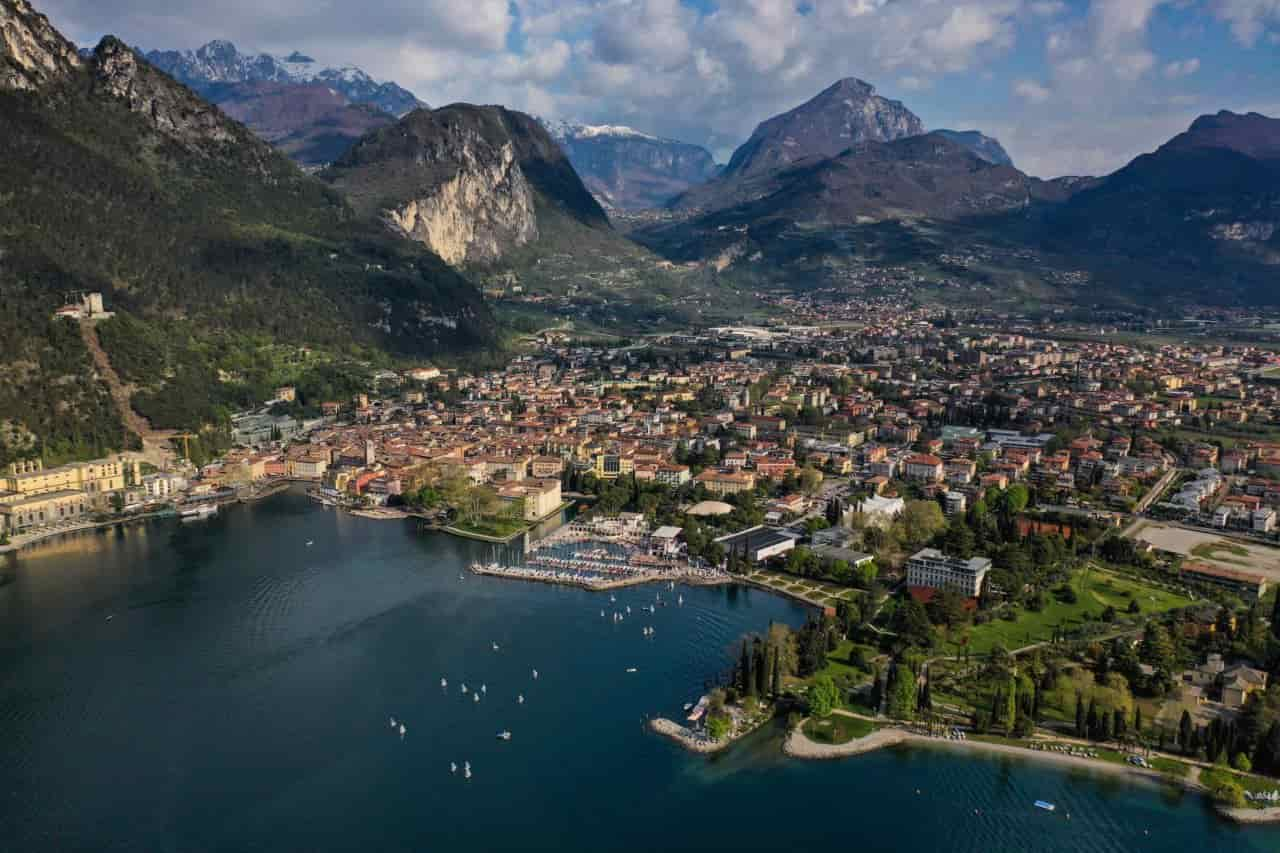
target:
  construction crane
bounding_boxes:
[171,432,197,462]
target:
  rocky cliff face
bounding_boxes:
[540,119,719,210]
[384,138,538,266]
[323,105,609,267]
[0,0,81,89]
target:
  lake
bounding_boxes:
[2,489,1277,852]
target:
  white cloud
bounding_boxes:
[898,75,932,91]
[1211,0,1280,46]
[1014,78,1052,102]
[1163,57,1201,78]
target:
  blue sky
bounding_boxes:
[42,0,1280,177]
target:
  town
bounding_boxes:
[9,302,1280,815]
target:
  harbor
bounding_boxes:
[469,513,729,591]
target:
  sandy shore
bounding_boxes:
[1221,805,1280,824]
[783,726,907,759]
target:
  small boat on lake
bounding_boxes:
[497,731,511,741]
[441,677,448,688]
[1034,801,1056,812]
[625,667,637,673]
[531,669,539,680]
[517,694,525,704]
[451,762,457,774]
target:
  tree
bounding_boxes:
[887,662,918,721]
[1179,710,1194,754]
[740,640,755,697]
[1075,693,1086,737]
[900,501,946,549]
[1255,722,1280,776]
[1139,624,1175,676]
[706,714,731,741]
[809,675,839,718]
[893,596,936,648]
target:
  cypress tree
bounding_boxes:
[754,638,768,697]
[1179,710,1193,754]
[771,647,782,698]
[1075,693,1085,737]
[1086,699,1099,741]
[1134,706,1143,737]
[1113,708,1125,741]
[742,640,756,697]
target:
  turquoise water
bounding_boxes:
[1,490,1277,852]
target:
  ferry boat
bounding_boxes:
[178,504,217,520]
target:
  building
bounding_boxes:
[856,494,904,527]
[1180,561,1267,602]
[943,491,968,517]
[906,548,992,598]
[288,456,329,479]
[649,525,684,557]
[1221,665,1269,708]
[497,478,562,521]
[694,468,756,496]
[715,526,796,564]
[0,490,92,533]
[654,463,691,487]
[3,456,137,501]
[903,454,944,483]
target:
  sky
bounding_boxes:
[39,0,1280,178]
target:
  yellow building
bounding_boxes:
[0,490,92,533]
[4,456,138,498]
[592,452,635,481]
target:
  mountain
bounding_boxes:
[539,119,719,210]
[934,129,1013,167]
[672,77,924,212]
[0,0,492,459]
[321,105,611,267]
[198,80,397,166]
[725,78,923,178]
[1037,110,1280,304]
[142,40,423,167]
[636,132,1075,264]
[145,40,424,116]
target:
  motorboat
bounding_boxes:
[1034,801,1056,812]
[497,731,512,741]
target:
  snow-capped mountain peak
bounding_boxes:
[144,40,424,116]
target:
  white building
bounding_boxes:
[943,491,968,517]
[906,548,992,598]
[856,495,905,528]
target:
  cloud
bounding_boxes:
[1163,57,1201,77]
[1014,78,1052,103]
[1211,0,1280,45]
[32,0,1280,180]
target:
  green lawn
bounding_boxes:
[803,714,877,744]
[1191,541,1251,565]
[952,567,1196,656]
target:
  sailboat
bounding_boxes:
[451,762,457,774]
[461,683,468,694]
[441,677,448,689]
[480,684,487,694]
[531,669,539,680]
[399,724,407,737]
[464,761,472,780]
[473,692,481,703]
[492,642,500,651]
[497,731,512,741]
[517,694,525,704]
[389,717,397,729]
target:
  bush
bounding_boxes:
[706,714,731,741]
[1233,753,1253,773]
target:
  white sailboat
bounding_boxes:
[531,669,539,680]
[461,683,468,694]
[399,724,406,737]
[389,717,397,729]
[441,677,448,688]
[451,762,457,774]
[517,694,525,704]
[463,761,472,780]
